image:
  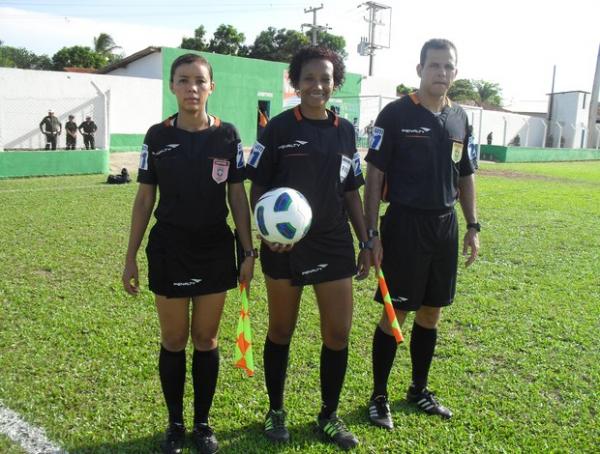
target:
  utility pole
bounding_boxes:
[302,4,330,45]
[587,43,600,148]
[357,2,391,76]
[546,65,556,147]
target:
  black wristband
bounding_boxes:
[359,239,373,251]
[243,248,259,258]
[367,228,379,239]
[466,222,481,232]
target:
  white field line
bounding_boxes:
[0,184,119,194]
[0,401,67,454]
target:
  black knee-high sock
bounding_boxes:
[159,345,186,425]
[192,347,219,426]
[319,344,348,419]
[410,322,438,392]
[371,325,398,399]
[263,336,290,411]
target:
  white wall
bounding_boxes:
[463,107,546,148]
[0,67,161,150]
[550,92,589,148]
[108,52,162,80]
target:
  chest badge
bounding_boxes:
[451,141,463,163]
[340,155,352,183]
[212,159,230,184]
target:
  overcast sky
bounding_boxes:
[1,0,598,104]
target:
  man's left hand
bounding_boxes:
[462,229,479,267]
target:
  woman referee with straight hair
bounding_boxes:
[122,53,255,454]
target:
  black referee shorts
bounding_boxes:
[260,221,357,286]
[146,222,237,298]
[374,205,458,311]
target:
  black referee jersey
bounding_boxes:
[246,106,364,235]
[137,114,245,231]
[366,93,474,210]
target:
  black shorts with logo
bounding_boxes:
[146,222,237,298]
[260,221,357,286]
[374,204,458,311]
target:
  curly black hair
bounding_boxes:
[288,46,345,90]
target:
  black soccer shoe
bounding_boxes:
[192,423,219,454]
[264,409,290,443]
[317,412,359,451]
[367,395,394,430]
[406,386,453,419]
[162,422,185,454]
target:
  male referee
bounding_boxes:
[364,38,479,428]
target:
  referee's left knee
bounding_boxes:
[322,330,350,350]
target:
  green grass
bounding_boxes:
[0,435,25,454]
[1,162,599,453]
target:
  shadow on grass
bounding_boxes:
[70,419,332,453]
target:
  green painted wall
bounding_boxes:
[0,150,109,178]
[481,145,600,163]
[110,134,145,152]
[160,48,362,146]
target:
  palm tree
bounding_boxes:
[473,80,502,107]
[93,33,120,56]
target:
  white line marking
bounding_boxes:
[0,401,67,454]
[0,184,122,194]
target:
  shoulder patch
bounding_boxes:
[370,127,384,150]
[247,142,265,168]
[139,144,149,170]
[236,142,245,169]
[352,151,362,176]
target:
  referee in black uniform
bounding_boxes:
[247,46,370,450]
[364,39,479,428]
[122,54,255,454]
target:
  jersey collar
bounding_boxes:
[409,91,452,109]
[293,105,339,127]
[164,113,221,128]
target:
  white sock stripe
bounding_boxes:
[0,401,67,453]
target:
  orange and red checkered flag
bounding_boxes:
[234,282,255,377]
[377,269,404,343]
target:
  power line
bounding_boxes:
[357,1,391,76]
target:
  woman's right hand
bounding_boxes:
[122,259,140,295]
[257,235,294,253]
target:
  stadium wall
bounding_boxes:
[480,145,600,162]
[0,150,109,178]
[160,48,362,146]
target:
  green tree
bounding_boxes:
[447,78,477,102]
[52,46,105,70]
[180,26,208,51]
[309,30,347,59]
[208,24,246,56]
[396,83,417,96]
[93,33,122,64]
[0,43,52,70]
[249,27,309,62]
[473,79,502,107]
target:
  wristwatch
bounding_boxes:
[466,222,481,232]
[367,228,379,239]
[243,248,259,258]
[359,239,373,251]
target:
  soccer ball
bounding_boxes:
[254,187,313,245]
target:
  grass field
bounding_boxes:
[1,162,599,453]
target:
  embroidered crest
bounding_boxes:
[212,159,230,183]
[451,141,463,163]
[340,155,352,183]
